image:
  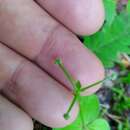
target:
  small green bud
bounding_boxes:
[55,58,62,65]
[75,80,82,90]
[63,113,70,120]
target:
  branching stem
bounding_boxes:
[81,78,106,92]
[55,58,112,125]
[64,95,78,120]
[81,75,114,92]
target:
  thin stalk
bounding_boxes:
[106,112,121,123]
[79,99,86,130]
[81,78,108,92]
[64,95,78,120]
[55,59,76,89]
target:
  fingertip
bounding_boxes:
[36,0,105,35]
[69,0,105,35]
[46,101,79,128]
[79,54,105,96]
[73,12,105,36]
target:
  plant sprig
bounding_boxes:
[55,58,114,122]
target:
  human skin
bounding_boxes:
[0,0,105,129]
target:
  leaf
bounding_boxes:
[83,11,130,68]
[127,0,130,12]
[79,95,100,124]
[120,73,130,84]
[87,119,110,130]
[53,95,100,130]
[118,123,123,130]
[103,0,117,26]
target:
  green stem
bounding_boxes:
[55,58,76,90]
[81,78,107,92]
[106,112,121,123]
[79,99,86,130]
[64,95,78,120]
[81,74,116,92]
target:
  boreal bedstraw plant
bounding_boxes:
[53,58,114,130]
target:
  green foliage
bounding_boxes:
[101,67,130,130]
[79,95,100,124]
[127,0,130,12]
[118,120,130,130]
[112,85,130,114]
[53,95,110,130]
[83,0,130,68]
[110,71,130,114]
[87,119,110,130]
[120,73,130,84]
[103,0,117,26]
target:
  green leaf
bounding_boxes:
[79,95,100,124]
[127,0,130,12]
[118,123,123,130]
[53,95,100,130]
[83,12,130,68]
[103,0,117,26]
[87,119,110,130]
[120,73,130,84]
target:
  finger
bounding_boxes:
[35,0,105,35]
[0,0,58,59]
[0,95,33,130]
[36,26,105,95]
[0,0,104,96]
[0,43,78,128]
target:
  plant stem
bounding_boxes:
[79,99,86,130]
[64,95,78,120]
[106,112,121,123]
[81,74,116,92]
[55,58,76,90]
[81,75,115,92]
[55,58,114,123]
[81,78,106,92]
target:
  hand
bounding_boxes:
[0,0,105,129]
